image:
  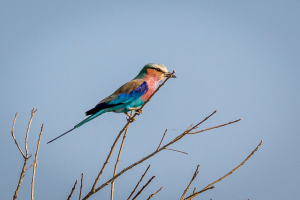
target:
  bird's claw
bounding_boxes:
[135,109,143,115]
[127,117,136,123]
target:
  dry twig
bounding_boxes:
[132,176,156,200]
[79,173,83,200]
[25,109,38,157]
[184,140,263,200]
[189,118,241,134]
[188,110,217,132]
[127,164,151,200]
[31,124,44,200]
[67,179,78,200]
[91,123,129,192]
[157,129,168,150]
[147,187,163,200]
[25,160,35,171]
[165,148,188,155]
[11,112,25,158]
[111,111,132,200]
[180,165,200,200]
[190,188,196,200]
[12,108,39,200]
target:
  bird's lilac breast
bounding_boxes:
[141,76,159,101]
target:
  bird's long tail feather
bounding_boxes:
[47,127,75,144]
[47,111,104,144]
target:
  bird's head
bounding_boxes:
[135,63,176,81]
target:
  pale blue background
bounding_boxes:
[1,1,299,200]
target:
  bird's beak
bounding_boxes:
[165,72,177,78]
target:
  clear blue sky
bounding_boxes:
[1,1,299,199]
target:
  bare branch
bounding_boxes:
[79,173,83,200]
[11,112,25,158]
[165,148,188,155]
[184,186,215,200]
[13,109,39,200]
[67,179,78,200]
[188,110,217,132]
[127,164,151,200]
[82,111,241,200]
[157,129,168,151]
[147,187,163,200]
[132,176,155,200]
[185,124,194,132]
[204,140,262,189]
[189,188,196,200]
[189,119,241,134]
[13,157,29,200]
[111,111,132,200]
[185,140,263,200]
[91,123,130,192]
[25,160,35,172]
[25,108,38,157]
[180,165,200,200]
[31,124,43,200]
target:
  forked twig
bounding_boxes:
[147,187,163,200]
[189,118,241,134]
[180,165,200,200]
[190,188,196,200]
[127,164,151,200]
[13,109,39,200]
[67,179,78,200]
[188,110,217,132]
[132,176,156,200]
[31,124,44,200]
[184,140,263,200]
[185,186,215,199]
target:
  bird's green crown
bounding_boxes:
[134,63,168,79]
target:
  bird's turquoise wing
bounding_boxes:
[85,80,148,116]
[109,81,148,105]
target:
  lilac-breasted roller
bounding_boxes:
[47,63,176,144]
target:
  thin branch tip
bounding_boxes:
[127,164,151,200]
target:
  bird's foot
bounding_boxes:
[127,116,136,123]
[124,112,131,118]
[135,109,143,115]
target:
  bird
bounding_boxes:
[47,63,176,144]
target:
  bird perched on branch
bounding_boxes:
[47,63,176,144]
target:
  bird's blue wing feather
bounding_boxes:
[108,81,148,105]
[85,81,148,116]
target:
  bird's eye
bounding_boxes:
[156,68,161,71]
